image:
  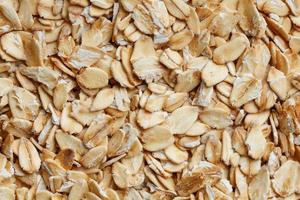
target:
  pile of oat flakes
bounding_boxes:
[0,0,299,199]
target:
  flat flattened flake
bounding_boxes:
[82,17,113,48]
[76,67,108,89]
[176,161,222,196]
[163,92,188,112]
[235,167,249,199]
[55,130,87,159]
[249,167,270,200]
[112,162,129,189]
[68,180,88,200]
[267,67,289,101]
[120,46,141,86]
[137,109,168,129]
[71,100,103,126]
[1,31,26,60]
[265,17,290,41]
[213,35,249,64]
[209,9,240,37]
[144,0,170,29]
[221,129,232,165]
[81,145,107,168]
[53,82,70,111]
[131,36,164,82]
[168,29,194,50]
[201,61,228,87]
[272,160,300,197]
[262,0,289,16]
[142,126,174,151]
[0,45,17,62]
[0,1,22,30]
[238,0,267,37]
[132,4,155,35]
[67,46,103,70]
[18,137,41,173]
[245,126,267,159]
[120,0,140,12]
[237,40,270,79]
[23,33,44,67]
[244,110,270,127]
[114,86,130,112]
[163,0,190,20]
[159,48,183,70]
[168,106,199,134]
[192,82,214,107]
[61,103,83,134]
[230,76,262,108]
[81,29,103,49]
[91,88,114,111]
[8,87,40,121]
[108,129,126,157]
[186,121,210,136]
[187,7,201,35]
[20,66,60,90]
[90,0,114,9]
[0,187,15,200]
[175,70,201,92]
[145,93,167,112]
[148,83,167,94]
[205,135,222,164]
[18,0,34,29]
[111,60,133,88]
[199,108,233,129]
[0,78,13,97]
[289,36,300,53]
[56,149,75,170]
[164,144,188,164]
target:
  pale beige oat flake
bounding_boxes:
[0,0,299,199]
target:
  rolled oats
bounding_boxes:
[76,67,108,89]
[0,1,22,30]
[213,34,249,64]
[20,66,60,90]
[91,87,114,111]
[267,66,290,100]
[1,31,26,60]
[164,0,190,20]
[132,4,155,35]
[18,137,41,173]
[272,160,300,197]
[262,0,289,16]
[111,60,133,88]
[165,144,188,164]
[0,0,298,199]
[168,106,199,134]
[199,108,233,129]
[248,166,270,200]
[160,48,183,70]
[245,125,267,159]
[201,61,228,87]
[142,125,174,152]
[130,36,164,82]
[0,78,13,97]
[230,75,262,108]
[168,29,194,50]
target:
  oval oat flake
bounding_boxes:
[199,108,233,129]
[168,106,199,134]
[230,75,262,108]
[76,67,108,89]
[142,126,174,152]
[18,137,41,173]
